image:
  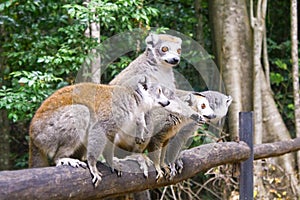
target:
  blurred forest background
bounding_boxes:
[0,0,299,199]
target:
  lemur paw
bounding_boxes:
[137,155,153,178]
[175,158,184,174]
[135,137,145,144]
[190,113,205,124]
[118,154,152,178]
[56,158,87,169]
[89,166,103,188]
[91,172,102,188]
[112,157,123,177]
[168,163,177,180]
[155,168,164,182]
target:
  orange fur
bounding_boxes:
[30,83,114,124]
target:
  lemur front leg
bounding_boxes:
[86,125,108,188]
[148,138,164,181]
[135,113,148,144]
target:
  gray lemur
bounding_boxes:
[29,77,172,188]
[146,91,217,180]
[112,90,230,180]
[165,90,232,178]
[110,33,204,124]
[109,33,210,179]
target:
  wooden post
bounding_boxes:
[239,112,254,200]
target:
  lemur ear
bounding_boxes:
[184,93,194,106]
[193,92,206,98]
[226,96,233,107]
[138,76,148,90]
[145,33,159,47]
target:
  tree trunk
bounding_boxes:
[291,0,300,176]
[0,110,10,170]
[82,0,101,84]
[194,0,204,46]
[209,0,300,197]
[0,31,11,170]
[250,0,268,197]
[208,0,253,138]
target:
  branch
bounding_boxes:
[1,138,300,200]
[254,137,300,160]
[0,142,250,200]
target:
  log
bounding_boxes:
[1,137,300,200]
[254,137,300,160]
[0,141,250,200]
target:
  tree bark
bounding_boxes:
[0,110,10,170]
[0,31,11,170]
[208,0,253,137]
[254,137,300,160]
[83,0,101,84]
[291,0,300,175]
[1,138,300,200]
[209,0,300,196]
[260,66,300,196]
[0,142,250,200]
[194,0,204,46]
[250,0,268,197]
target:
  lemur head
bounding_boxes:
[137,76,170,109]
[145,33,182,67]
[196,91,232,123]
[184,93,216,121]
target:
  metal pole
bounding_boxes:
[239,112,254,200]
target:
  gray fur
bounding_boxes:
[197,90,232,123]
[29,78,171,188]
[165,90,232,178]
[109,33,209,179]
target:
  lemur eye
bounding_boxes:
[161,46,169,52]
[177,48,181,54]
[157,88,162,94]
[201,103,206,109]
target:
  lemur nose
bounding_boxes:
[166,57,179,65]
[204,114,216,119]
[159,101,170,107]
[172,58,180,64]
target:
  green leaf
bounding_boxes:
[28,80,35,87]
[270,72,284,86]
[274,59,288,70]
[18,77,29,84]
[37,57,45,63]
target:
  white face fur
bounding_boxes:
[146,33,182,67]
[138,82,170,109]
[193,95,216,120]
[198,91,232,123]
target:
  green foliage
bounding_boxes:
[13,150,29,169]
[267,38,298,136]
[149,0,197,36]
[266,0,296,135]
[63,0,160,81]
[106,56,133,79]
[64,0,159,36]
[0,0,160,169]
[1,0,81,71]
[0,71,64,122]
